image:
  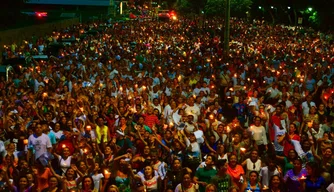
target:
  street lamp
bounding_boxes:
[259,6,262,9]
[287,6,291,9]
[308,7,313,11]
[271,6,274,9]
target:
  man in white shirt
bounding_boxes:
[260,158,280,187]
[185,97,200,122]
[301,95,316,116]
[28,123,52,160]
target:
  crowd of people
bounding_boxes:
[0,16,333,192]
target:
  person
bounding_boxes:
[27,124,52,161]
[259,158,281,187]
[301,162,326,192]
[205,184,217,192]
[175,171,198,192]
[226,154,245,189]
[283,158,307,192]
[41,176,62,192]
[269,175,285,192]
[210,159,232,192]
[248,116,268,157]
[241,171,262,192]
[81,176,98,192]
[193,155,217,192]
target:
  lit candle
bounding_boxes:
[43,92,48,97]
[23,139,28,145]
[263,185,269,190]
[169,122,174,127]
[226,126,230,133]
[209,114,214,120]
[104,170,111,179]
[86,125,91,131]
[240,148,246,152]
[300,175,306,180]
[62,144,66,148]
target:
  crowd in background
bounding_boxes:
[0,16,334,192]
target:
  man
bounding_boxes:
[28,123,52,161]
[301,95,316,116]
[193,154,217,192]
[185,97,201,123]
[210,159,232,192]
[259,158,280,187]
[95,117,110,144]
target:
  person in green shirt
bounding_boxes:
[210,159,232,192]
[193,154,218,192]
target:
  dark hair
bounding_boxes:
[249,170,259,178]
[206,154,217,165]
[269,175,284,191]
[216,159,227,169]
[81,175,94,190]
[306,161,321,178]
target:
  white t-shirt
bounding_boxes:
[184,105,200,122]
[175,183,198,192]
[259,166,279,187]
[327,183,334,192]
[92,173,104,191]
[58,156,72,175]
[28,133,52,159]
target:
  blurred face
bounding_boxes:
[306,165,313,176]
[249,172,258,182]
[205,156,214,165]
[19,177,28,188]
[181,173,191,186]
[229,155,237,166]
[271,176,280,188]
[144,166,153,176]
[66,168,75,178]
[289,124,296,133]
[250,151,258,160]
[83,178,92,189]
[49,177,58,188]
[63,147,70,157]
[26,174,33,185]
[293,160,302,171]
[173,159,181,170]
[324,148,332,158]
[206,185,216,192]
[288,150,296,159]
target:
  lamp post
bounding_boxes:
[223,0,230,61]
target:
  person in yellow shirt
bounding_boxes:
[95,117,110,144]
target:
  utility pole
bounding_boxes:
[223,0,230,61]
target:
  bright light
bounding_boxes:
[271,6,274,9]
[172,16,177,20]
[35,12,47,17]
[308,7,313,11]
[287,6,291,9]
[258,6,262,9]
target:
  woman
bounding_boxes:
[216,144,228,162]
[276,149,298,175]
[174,171,198,192]
[311,147,333,184]
[283,158,307,192]
[81,176,98,192]
[288,123,300,141]
[240,130,255,158]
[12,176,32,192]
[205,184,217,192]
[241,171,261,192]
[135,165,160,192]
[301,162,326,192]
[241,150,262,178]
[41,176,62,192]
[166,158,186,191]
[33,160,53,191]
[316,103,327,124]
[269,175,285,192]
[53,146,72,175]
[227,154,245,189]
[248,116,267,157]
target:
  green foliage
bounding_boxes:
[177,0,252,16]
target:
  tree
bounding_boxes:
[204,0,252,16]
